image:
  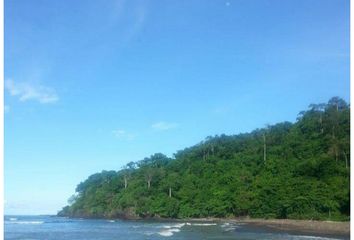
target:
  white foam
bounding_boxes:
[107,220,115,223]
[221,222,241,231]
[10,221,44,225]
[192,223,217,226]
[221,222,244,228]
[291,236,341,240]
[223,227,236,232]
[158,225,182,237]
[9,218,17,221]
[173,223,185,228]
[162,223,185,229]
[158,230,174,237]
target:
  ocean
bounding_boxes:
[4,215,348,240]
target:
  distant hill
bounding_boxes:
[58,97,350,221]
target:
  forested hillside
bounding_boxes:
[58,97,350,221]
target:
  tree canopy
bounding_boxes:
[58,97,350,221]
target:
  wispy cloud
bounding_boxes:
[128,3,147,39]
[5,79,58,104]
[112,129,136,141]
[111,0,148,42]
[151,121,178,131]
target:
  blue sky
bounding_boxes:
[5,0,349,215]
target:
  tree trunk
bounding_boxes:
[147,180,151,189]
[124,176,127,189]
[343,150,348,169]
[169,187,172,198]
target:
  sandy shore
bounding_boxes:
[183,217,350,237]
[236,219,350,237]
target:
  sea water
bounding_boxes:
[4,215,348,240]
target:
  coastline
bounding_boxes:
[60,214,350,237]
[237,219,350,238]
[182,218,350,237]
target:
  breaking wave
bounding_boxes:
[157,222,186,237]
[192,223,217,226]
[6,221,44,225]
[289,236,342,240]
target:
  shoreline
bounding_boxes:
[58,215,350,237]
[172,217,350,237]
[57,216,350,237]
[181,218,350,237]
[237,219,350,238]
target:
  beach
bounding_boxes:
[182,217,349,237]
[5,215,350,240]
[241,219,350,237]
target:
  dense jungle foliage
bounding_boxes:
[58,97,350,221]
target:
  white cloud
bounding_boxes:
[102,0,148,44]
[151,121,178,131]
[5,79,58,104]
[112,129,136,141]
[129,4,147,37]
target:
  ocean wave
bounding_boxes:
[173,223,185,228]
[6,221,44,225]
[158,229,180,237]
[158,223,185,237]
[9,217,17,221]
[162,223,185,229]
[192,223,217,226]
[290,235,342,240]
[223,227,236,232]
[220,222,242,231]
[158,230,174,237]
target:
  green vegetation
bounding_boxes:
[58,97,350,221]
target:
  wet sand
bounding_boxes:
[184,218,349,238]
[237,219,350,238]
